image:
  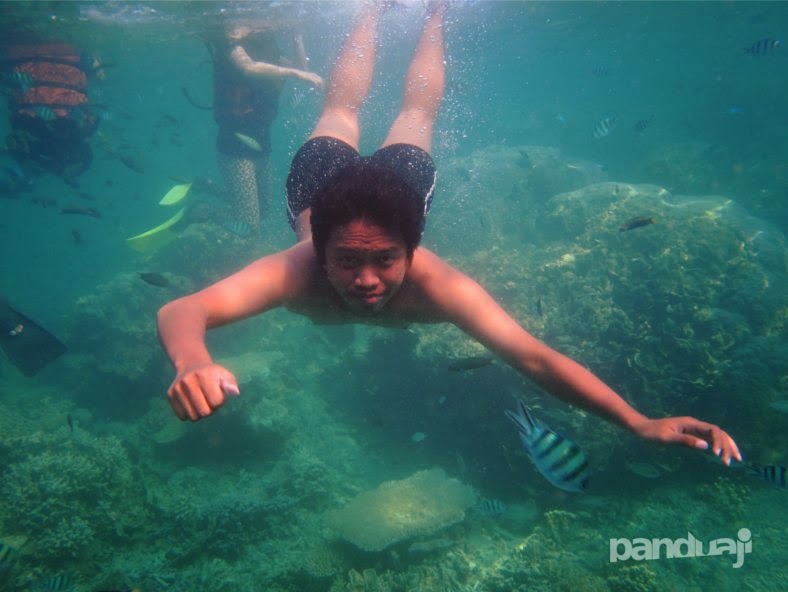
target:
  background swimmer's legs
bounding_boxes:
[255,157,272,223]
[217,152,264,236]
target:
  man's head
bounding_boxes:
[310,160,425,266]
[310,161,427,314]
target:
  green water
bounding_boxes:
[0,2,786,591]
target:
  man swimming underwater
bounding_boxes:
[157,1,741,466]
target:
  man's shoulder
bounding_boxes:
[408,247,463,284]
[276,241,333,297]
[408,247,493,311]
[282,239,317,263]
[277,240,321,281]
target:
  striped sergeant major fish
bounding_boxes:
[505,400,590,492]
[37,573,72,590]
[0,539,17,572]
[474,497,507,515]
[746,463,786,488]
[592,115,617,139]
[743,38,781,55]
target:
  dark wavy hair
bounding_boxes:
[310,160,425,265]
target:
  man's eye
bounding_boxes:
[338,255,358,267]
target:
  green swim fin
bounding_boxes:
[159,182,192,206]
[126,207,186,252]
[0,299,67,377]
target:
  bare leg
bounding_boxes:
[218,152,262,236]
[381,2,446,153]
[308,3,385,149]
[296,3,385,239]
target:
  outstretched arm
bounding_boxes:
[419,254,742,464]
[230,45,323,88]
[157,244,310,421]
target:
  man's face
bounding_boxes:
[323,219,410,314]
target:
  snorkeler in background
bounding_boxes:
[206,23,323,237]
[2,39,102,185]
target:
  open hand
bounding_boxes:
[299,71,324,89]
[633,416,742,466]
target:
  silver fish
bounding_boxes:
[505,400,590,492]
[233,132,262,152]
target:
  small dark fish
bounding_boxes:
[743,38,781,55]
[119,154,145,174]
[633,116,654,133]
[66,413,74,432]
[139,272,170,288]
[591,65,610,77]
[156,113,179,127]
[71,229,83,245]
[448,355,495,372]
[619,216,655,232]
[32,196,57,208]
[60,206,101,219]
[181,85,213,111]
[535,296,543,317]
[747,463,786,488]
[593,116,617,139]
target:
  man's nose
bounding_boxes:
[354,266,379,288]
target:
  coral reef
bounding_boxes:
[3,139,784,591]
[0,421,150,587]
[328,468,477,552]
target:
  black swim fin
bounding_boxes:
[0,298,67,377]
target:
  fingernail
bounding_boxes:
[695,441,709,450]
[220,378,240,396]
